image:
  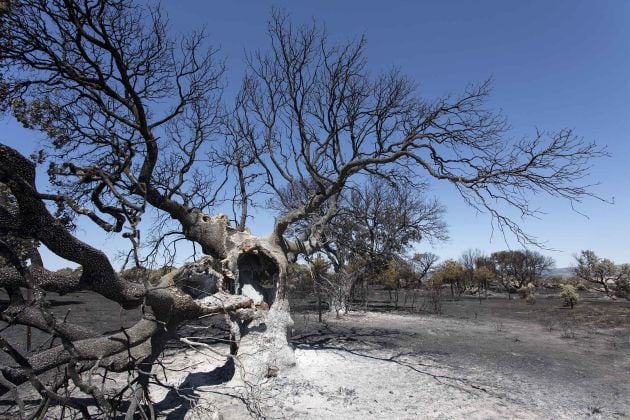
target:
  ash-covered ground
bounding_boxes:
[1,291,629,419]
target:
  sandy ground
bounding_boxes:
[149,309,630,419]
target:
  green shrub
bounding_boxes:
[525,293,536,305]
[615,279,629,299]
[120,266,175,284]
[519,283,536,303]
[560,284,579,309]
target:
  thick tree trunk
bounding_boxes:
[1,143,295,397]
[167,229,297,383]
[152,200,298,381]
[220,233,296,382]
[316,289,323,322]
[329,297,348,318]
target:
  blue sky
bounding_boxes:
[2,0,629,268]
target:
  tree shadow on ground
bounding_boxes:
[291,323,411,352]
[154,357,236,419]
[0,359,238,419]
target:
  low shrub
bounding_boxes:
[525,293,536,305]
[560,284,579,309]
[520,283,536,303]
[614,277,629,299]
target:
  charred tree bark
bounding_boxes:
[0,146,262,414]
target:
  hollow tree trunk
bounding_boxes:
[171,212,297,382]
[222,232,296,382]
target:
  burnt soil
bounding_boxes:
[288,291,630,418]
[0,289,628,418]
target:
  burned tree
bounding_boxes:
[574,250,624,297]
[433,260,466,300]
[0,0,281,416]
[0,1,607,416]
[460,248,483,293]
[490,250,555,298]
[316,177,447,313]
[270,175,447,315]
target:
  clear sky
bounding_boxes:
[2,0,629,269]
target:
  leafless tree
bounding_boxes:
[212,86,268,232]
[303,255,353,319]
[0,1,264,416]
[318,177,447,311]
[460,248,483,292]
[490,250,554,298]
[411,252,439,280]
[394,253,439,312]
[518,250,555,287]
[0,1,606,416]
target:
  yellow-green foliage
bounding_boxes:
[525,293,536,305]
[310,255,330,276]
[55,267,82,276]
[560,284,579,308]
[432,259,464,286]
[615,264,630,298]
[473,266,494,287]
[426,276,442,289]
[346,257,366,274]
[287,263,310,290]
[120,266,175,284]
[381,260,401,289]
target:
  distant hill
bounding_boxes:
[545,267,574,278]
